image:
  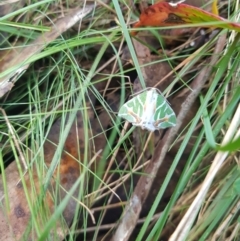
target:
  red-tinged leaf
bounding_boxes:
[132,2,240,36]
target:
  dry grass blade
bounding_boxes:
[213,201,240,240]
[0,0,22,5]
[170,103,240,241]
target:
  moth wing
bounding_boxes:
[118,98,138,123]
[118,91,147,124]
[154,93,177,129]
[162,104,177,128]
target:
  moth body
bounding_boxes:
[118,88,176,132]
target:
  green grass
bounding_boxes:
[0,0,239,241]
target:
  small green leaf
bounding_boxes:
[216,136,240,152]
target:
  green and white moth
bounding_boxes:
[118,88,176,132]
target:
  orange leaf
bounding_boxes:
[132,2,240,36]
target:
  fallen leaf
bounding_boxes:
[132,2,240,36]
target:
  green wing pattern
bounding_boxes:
[118,88,176,131]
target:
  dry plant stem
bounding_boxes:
[0,5,95,98]
[170,104,240,241]
[135,132,153,166]
[76,209,162,234]
[92,148,134,200]
[228,224,240,241]
[213,201,240,240]
[110,34,227,241]
[170,184,200,217]
[95,0,115,13]
[153,42,208,88]
[0,0,20,4]
[72,150,103,225]
[101,121,129,186]
[226,217,240,241]
[102,38,125,97]
[93,158,149,202]
[0,108,27,169]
